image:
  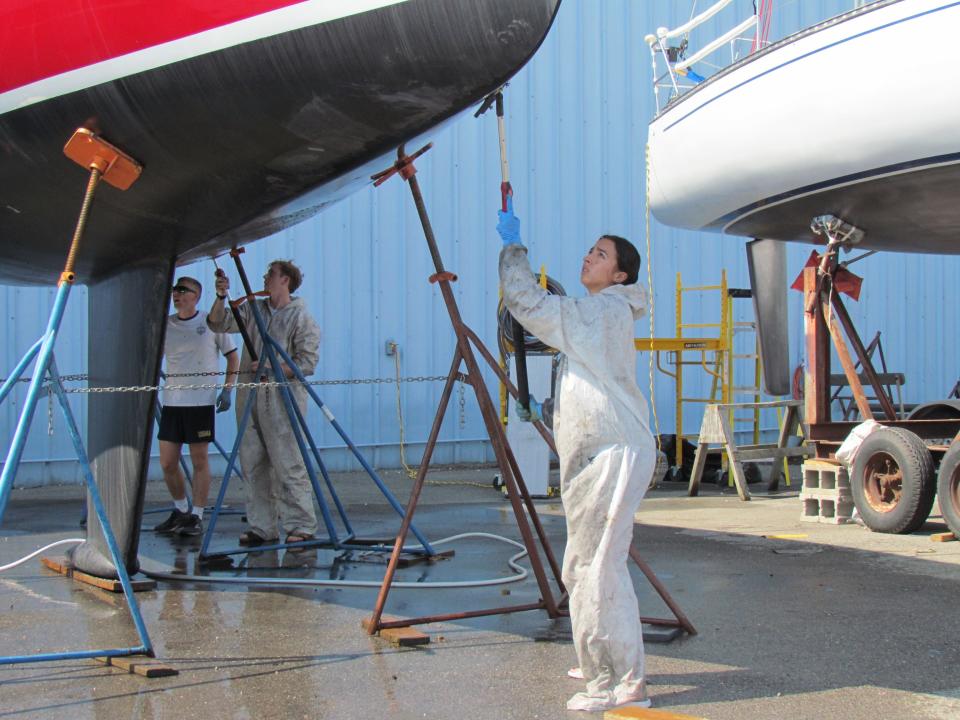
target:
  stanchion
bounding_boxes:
[366,144,565,633]
[0,128,155,665]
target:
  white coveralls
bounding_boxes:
[207,297,321,540]
[500,245,656,711]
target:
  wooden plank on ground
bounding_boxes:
[931,532,957,543]
[361,616,431,647]
[41,556,156,593]
[605,706,705,719]
[94,655,178,678]
[802,458,843,470]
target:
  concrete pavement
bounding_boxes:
[1,467,958,719]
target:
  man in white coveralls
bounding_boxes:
[207,260,321,550]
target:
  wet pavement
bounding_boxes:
[1,466,959,719]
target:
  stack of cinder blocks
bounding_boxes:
[800,459,854,524]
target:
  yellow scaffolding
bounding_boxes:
[635,271,762,474]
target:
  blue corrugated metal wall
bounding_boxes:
[3,0,958,485]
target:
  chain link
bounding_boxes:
[7,374,450,395]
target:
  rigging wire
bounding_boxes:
[644,144,663,453]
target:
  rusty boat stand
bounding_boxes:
[802,224,960,450]
[364,144,696,639]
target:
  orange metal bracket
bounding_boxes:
[63,128,141,190]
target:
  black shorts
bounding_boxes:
[158,405,215,444]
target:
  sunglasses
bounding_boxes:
[171,285,197,295]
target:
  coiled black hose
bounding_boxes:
[496,275,566,356]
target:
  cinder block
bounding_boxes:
[801,498,821,522]
[799,486,853,502]
[799,461,850,494]
[798,470,854,524]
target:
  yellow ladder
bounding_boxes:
[636,271,766,478]
[675,271,729,468]
[725,288,762,446]
[636,272,728,472]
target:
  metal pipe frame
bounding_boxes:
[366,145,564,634]
[265,339,434,552]
[0,164,153,665]
[803,260,960,452]
[198,253,433,560]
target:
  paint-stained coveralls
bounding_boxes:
[500,244,656,711]
[207,298,320,540]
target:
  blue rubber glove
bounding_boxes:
[216,388,233,413]
[496,195,522,246]
[515,397,542,423]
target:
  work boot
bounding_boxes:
[176,514,203,537]
[154,509,189,534]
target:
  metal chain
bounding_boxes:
[11,374,450,394]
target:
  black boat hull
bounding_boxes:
[0,0,561,576]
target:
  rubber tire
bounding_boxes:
[936,442,960,537]
[851,427,936,534]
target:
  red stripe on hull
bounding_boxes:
[0,0,305,94]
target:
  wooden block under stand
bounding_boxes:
[361,616,431,647]
[605,705,706,719]
[801,458,844,470]
[40,556,157,593]
[94,655,178,678]
[931,532,957,543]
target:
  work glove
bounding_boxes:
[216,388,233,413]
[496,196,523,246]
[515,397,542,423]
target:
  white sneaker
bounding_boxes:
[567,667,584,680]
[566,692,612,712]
[566,691,653,712]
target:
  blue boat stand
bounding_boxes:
[0,152,154,666]
[198,250,434,561]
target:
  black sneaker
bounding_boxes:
[176,514,203,537]
[154,509,189,534]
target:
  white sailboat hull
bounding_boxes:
[647,0,960,253]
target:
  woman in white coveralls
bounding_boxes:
[497,198,656,712]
